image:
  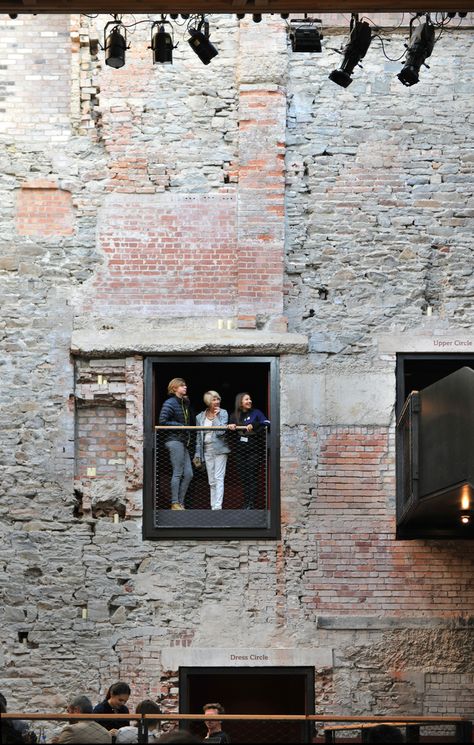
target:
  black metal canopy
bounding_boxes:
[397,366,474,539]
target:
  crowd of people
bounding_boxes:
[0,687,230,744]
[159,379,270,511]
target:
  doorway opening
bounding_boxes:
[179,666,315,743]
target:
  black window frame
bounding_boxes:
[396,352,474,539]
[396,352,474,418]
[143,354,280,541]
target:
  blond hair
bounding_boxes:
[203,390,221,407]
[167,378,186,395]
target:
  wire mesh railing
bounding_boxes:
[154,426,270,528]
[1,712,471,744]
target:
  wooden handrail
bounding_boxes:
[1,712,470,722]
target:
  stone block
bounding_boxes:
[281,371,395,426]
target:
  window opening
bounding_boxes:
[143,356,280,540]
[396,354,474,539]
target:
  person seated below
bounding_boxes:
[0,698,25,745]
[93,681,131,735]
[52,695,111,744]
[203,703,230,743]
[0,692,34,743]
[366,724,404,743]
[115,699,162,743]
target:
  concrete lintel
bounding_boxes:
[71,329,308,358]
[317,616,460,630]
[161,646,333,670]
[377,331,474,353]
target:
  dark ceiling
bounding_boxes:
[2,0,474,15]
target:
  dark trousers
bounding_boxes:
[235,443,260,509]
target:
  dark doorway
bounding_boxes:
[179,666,314,743]
[151,359,271,426]
[396,353,474,417]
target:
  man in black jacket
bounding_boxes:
[203,703,230,743]
[159,378,194,510]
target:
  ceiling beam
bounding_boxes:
[1,1,474,14]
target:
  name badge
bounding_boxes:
[240,436,248,443]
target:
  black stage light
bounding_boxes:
[188,18,218,65]
[151,22,174,64]
[290,18,323,53]
[252,14,262,22]
[280,12,289,19]
[104,22,127,69]
[329,15,371,87]
[236,13,245,19]
[397,18,435,87]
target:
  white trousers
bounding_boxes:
[204,447,228,509]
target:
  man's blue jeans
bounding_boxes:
[165,440,193,506]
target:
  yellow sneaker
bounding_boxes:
[171,503,182,510]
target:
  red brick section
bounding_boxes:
[83,193,238,314]
[237,87,285,317]
[99,51,158,192]
[304,427,474,616]
[75,405,126,479]
[16,179,75,237]
[114,637,187,713]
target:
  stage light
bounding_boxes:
[398,17,435,87]
[329,14,372,88]
[461,511,472,525]
[252,14,262,23]
[188,17,218,65]
[151,21,174,64]
[104,21,127,69]
[289,18,323,53]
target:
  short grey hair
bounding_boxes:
[203,390,221,406]
[70,695,93,713]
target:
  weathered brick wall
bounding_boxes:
[0,15,71,144]
[1,11,474,727]
[304,427,474,615]
[81,192,238,316]
[285,25,474,347]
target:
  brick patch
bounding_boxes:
[16,182,75,237]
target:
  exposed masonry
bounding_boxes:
[1,12,474,730]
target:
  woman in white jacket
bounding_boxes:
[194,391,230,510]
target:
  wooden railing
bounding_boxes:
[1,712,472,743]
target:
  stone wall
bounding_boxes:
[1,11,474,728]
